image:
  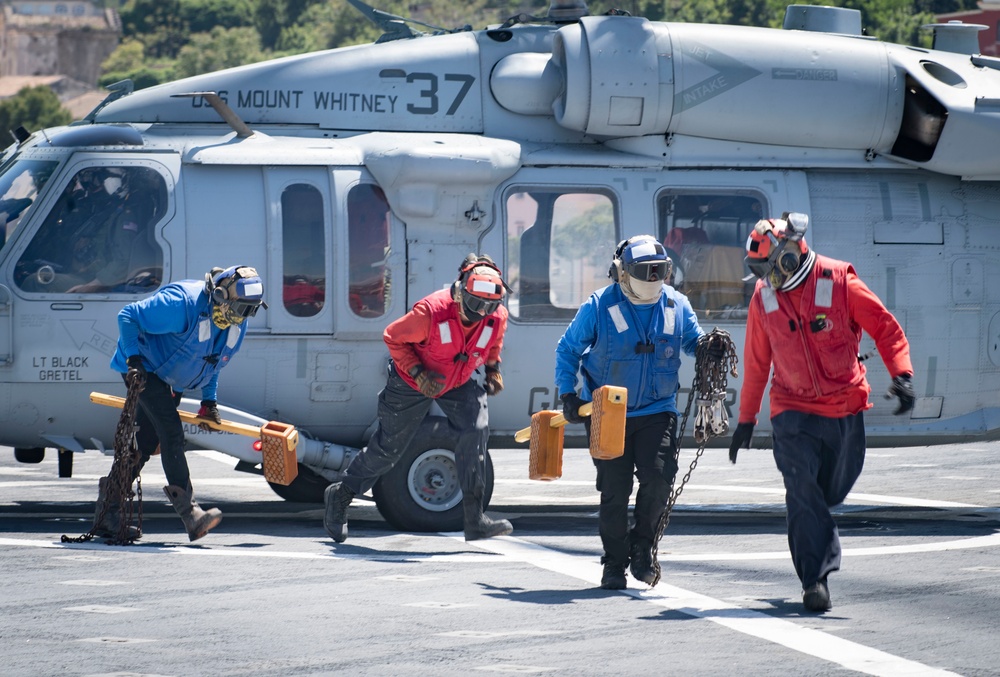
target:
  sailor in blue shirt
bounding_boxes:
[555,236,706,589]
[92,265,266,542]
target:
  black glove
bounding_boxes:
[728,422,754,465]
[484,365,503,396]
[698,335,726,361]
[560,392,586,425]
[125,355,146,388]
[886,374,915,416]
[410,364,445,398]
[197,400,221,431]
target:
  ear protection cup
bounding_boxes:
[608,259,623,282]
[609,238,631,281]
[777,249,801,276]
[212,286,229,304]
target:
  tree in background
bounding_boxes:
[0,87,72,138]
[174,27,267,79]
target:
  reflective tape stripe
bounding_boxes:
[438,322,452,344]
[761,286,779,314]
[227,326,240,348]
[199,319,211,342]
[609,305,629,333]
[476,324,494,348]
[664,308,675,334]
[815,278,834,308]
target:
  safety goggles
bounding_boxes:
[625,259,671,282]
[227,298,265,319]
[745,256,775,280]
[463,294,500,317]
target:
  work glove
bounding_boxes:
[728,422,754,465]
[197,400,221,432]
[125,355,146,389]
[484,365,504,396]
[886,374,915,416]
[698,334,726,361]
[560,392,587,425]
[410,365,445,398]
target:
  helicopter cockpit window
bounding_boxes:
[15,166,166,294]
[506,188,618,321]
[657,192,765,320]
[281,183,326,318]
[347,183,391,319]
[0,158,58,255]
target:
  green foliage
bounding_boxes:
[181,0,256,33]
[174,27,267,79]
[0,87,72,138]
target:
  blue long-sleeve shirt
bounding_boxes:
[111,281,247,401]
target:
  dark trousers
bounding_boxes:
[771,410,866,588]
[124,373,189,489]
[587,411,678,566]
[342,365,489,499]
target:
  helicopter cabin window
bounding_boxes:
[281,183,326,318]
[15,166,166,294]
[0,158,58,254]
[347,183,391,318]
[506,188,618,321]
[657,192,765,320]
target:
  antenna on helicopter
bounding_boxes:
[76,79,135,125]
[346,0,472,43]
[498,0,590,29]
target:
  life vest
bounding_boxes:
[397,289,506,396]
[580,283,684,412]
[140,281,246,391]
[755,254,865,400]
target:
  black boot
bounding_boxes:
[462,494,512,541]
[600,557,627,590]
[324,483,355,543]
[802,578,832,612]
[91,477,140,541]
[629,538,660,586]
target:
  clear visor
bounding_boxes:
[625,260,670,282]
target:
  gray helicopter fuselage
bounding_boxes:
[2,8,999,516]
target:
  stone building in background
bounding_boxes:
[0,1,121,86]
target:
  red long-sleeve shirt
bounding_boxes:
[739,270,912,423]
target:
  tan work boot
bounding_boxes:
[163,484,222,541]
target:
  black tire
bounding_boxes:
[266,463,331,503]
[14,447,45,464]
[372,415,495,533]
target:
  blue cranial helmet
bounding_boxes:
[210,265,268,321]
[609,235,672,283]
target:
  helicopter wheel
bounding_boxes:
[372,415,495,533]
[14,447,45,464]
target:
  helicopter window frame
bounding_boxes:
[504,185,620,323]
[655,189,768,322]
[345,182,392,320]
[11,161,169,296]
[280,182,327,318]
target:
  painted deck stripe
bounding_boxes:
[461,535,962,677]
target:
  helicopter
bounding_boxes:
[1,0,999,533]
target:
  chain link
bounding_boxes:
[649,328,738,586]
[62,370,146,545]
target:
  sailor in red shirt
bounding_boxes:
[324,254,513,543]
[730,213,915,612]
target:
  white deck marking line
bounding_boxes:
[3,529,999,562]
[459,535,961,677]
[0,536,496,562]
